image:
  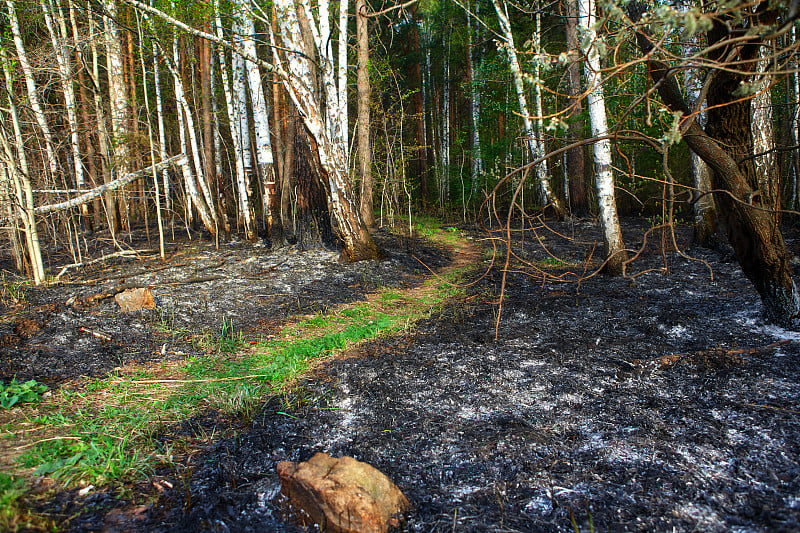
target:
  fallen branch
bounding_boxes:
[56,250,154,280]
[34,155,185,215]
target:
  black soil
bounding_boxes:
[3,219,800,532]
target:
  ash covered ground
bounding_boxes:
[3,219,800,532]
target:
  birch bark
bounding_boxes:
[41,0,85,217]
[5,0,59,182]
[491,0,563,217]
[215,5,255,238]
[274,0,380,260]
[578,0,627,273]
[238,0,277,230]
[466,1,483,200]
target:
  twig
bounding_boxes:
[80,327,113,342]
[111,375,270,385]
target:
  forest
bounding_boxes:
[0,0,799,530]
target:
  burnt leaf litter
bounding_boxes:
[2,218,799,532]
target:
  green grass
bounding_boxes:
[5,219,475,499]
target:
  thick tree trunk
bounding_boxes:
[579,0,627,274]
[275,0,381,261]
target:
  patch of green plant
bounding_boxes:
[0,275,27,306]
[0,472,40,533]
[0,379,47,409]
[380,290,403,302]
[18,405,156,487]
[254,316,397,385]
[534,256,571,268]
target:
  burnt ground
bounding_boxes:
[3,218,800,532]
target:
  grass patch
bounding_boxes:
[3,219,476,502]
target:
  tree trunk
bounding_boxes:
[579,0,627,274]
[41,0,86,224]
[466,0,484,206]
[682,23,717,247]
[274,0,382,261]
[104,0,131,230]
[215,4,254,238]
[408,5,429,203]
[565,0,586,214]
[6,0,60,184]
[239,0,277,235]
[356,0,375,226]
[491,0,564,218]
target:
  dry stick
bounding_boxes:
[56,249,154,279]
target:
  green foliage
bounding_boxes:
[0,380,47,409]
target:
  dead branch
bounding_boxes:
[56,250,155,280]
[34,155,185,215]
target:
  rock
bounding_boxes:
[114,288,155,313]
[277,452,409,533]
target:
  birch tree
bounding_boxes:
[41,0,85,220]
[215,4,255,238]
[491,0,564,218]
[579,0,627,274]
[466,0,483,202]
[5,0,60,183]
[273,0,381,260]
[236,0,277,231]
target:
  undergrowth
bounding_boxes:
[1,220,474,523]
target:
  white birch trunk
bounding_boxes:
[238,0,277,223]
[579,0,626,273]
[275,0,378,260]
[87,4,116,233]
[5,0,59,182]
[41,0,85,203]
[216,6,255,238]
[158,34,217,233]
[491,0,563,216]
[533,8,549,204]
[0,52,45,283]
[338,0,349,161]
[753,48,777,217]
[152,41,171,212]
[441,41,450,205]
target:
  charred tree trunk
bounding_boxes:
[293,120,334,249]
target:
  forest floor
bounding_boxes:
[0,216,799,532]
